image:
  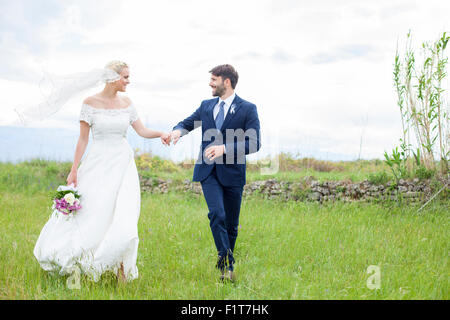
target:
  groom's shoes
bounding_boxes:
[216,252,236,282]
[220,270,236,283]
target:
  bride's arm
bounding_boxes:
[131,119,170,144]
[125,96,170,144]
[67,121,90,186]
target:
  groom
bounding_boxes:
[169,64,261,281]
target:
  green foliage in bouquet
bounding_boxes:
[52,189,81,200]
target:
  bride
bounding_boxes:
[33,60,170,283]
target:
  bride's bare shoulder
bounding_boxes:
[121,96,132,106]
[83,95,102,108]
[82,95,131,108]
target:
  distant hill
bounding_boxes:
[0,125,365,163]
[0,126,162,163]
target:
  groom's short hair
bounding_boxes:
[209,64,239,89]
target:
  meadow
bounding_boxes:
[0,157,448,300]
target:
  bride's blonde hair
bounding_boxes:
[105,60,128,74]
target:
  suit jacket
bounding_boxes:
[173,94,261,186]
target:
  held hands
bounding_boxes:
[160,132,172,146]
[159,130,181,146]
[158,130,180,146]
[162,129,225,160]
[170,130,182,145]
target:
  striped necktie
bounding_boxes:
[215,101,225,130]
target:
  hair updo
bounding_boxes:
[105,60,128,74]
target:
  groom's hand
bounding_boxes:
[205,145,226,161]
[170,130,182,145]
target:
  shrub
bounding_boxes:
[368,171,391,185]
[414,165,435,180]
[135,153,180,173]
[291,183,310,201]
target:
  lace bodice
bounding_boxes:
[79,103,139,141]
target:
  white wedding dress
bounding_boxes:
[34,103,141,282]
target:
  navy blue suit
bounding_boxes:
[173,94,261,271]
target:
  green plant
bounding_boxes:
[394,31,450,173]
[414,165,435,180]
[368,171,391,185]
[384,143,409,183]
[387,181,398,192]
[291,183,310,201]
[335,185,347,193]
[135,153,180,173]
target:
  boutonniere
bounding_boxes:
[230,104,236,114]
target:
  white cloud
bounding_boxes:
[1,0,449,161]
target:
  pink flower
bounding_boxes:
[53,191,81,216]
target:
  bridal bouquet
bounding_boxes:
[52,185,82,217]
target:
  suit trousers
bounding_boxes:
[201,166,243,271]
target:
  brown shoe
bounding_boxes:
[221,270,236,282]
[117,262,127,284]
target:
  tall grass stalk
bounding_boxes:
[394,31,450,174]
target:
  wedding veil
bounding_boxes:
[14,68,121,125]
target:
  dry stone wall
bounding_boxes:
[139,176,449,202]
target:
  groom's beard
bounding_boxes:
[212,84,226,97]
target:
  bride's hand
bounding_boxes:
[66,170,78,187]
[160,132,171,146]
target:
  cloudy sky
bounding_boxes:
[0,0,449,162]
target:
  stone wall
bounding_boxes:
[139,176,449,202]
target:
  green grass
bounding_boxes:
[142,168,384,183]
[0,190,448,300]
[0,158,401,197]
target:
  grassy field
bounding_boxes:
[0,158,448,299]
[0,190,449,299]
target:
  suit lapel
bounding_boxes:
[221,94,242,131]
[208,98,219,128]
